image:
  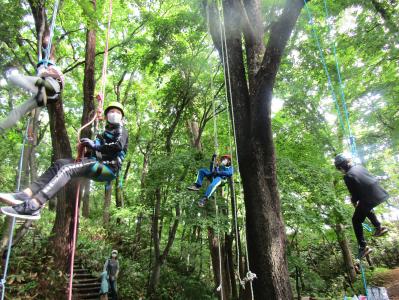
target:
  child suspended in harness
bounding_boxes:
[187,154,233,207]
[0,102,128,220]
[0,60,64,133]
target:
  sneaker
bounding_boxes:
[1,199,41,220]
[373,227,388,237]
[187,184,200,192]
[198,197,207,207]
[358,246,372,259]
[0,192,30,206]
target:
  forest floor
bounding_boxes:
[372,267,399,300]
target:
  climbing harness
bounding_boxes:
[68,1,113,299]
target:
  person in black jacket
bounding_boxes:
[334,154,388,258]
[0,102,128,220]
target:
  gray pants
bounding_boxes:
[29,158,98,204]
[0,74,60,132]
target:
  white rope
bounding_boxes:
[217,0,256,297]
[207,6,224,298]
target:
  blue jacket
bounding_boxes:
[209,156,233,179]
[100,271,109,294]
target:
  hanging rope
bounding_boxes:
[43,0,60,66]
[303,1,371,296]
[0,118,31,300]
[217,1,256,297]
[207,10,224,299]
[68,1,113,299]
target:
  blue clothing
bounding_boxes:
[100,271,109,295]
[195,164,233,198]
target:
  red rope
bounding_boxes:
[68,0,113,299]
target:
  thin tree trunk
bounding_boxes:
[335,224,357,283]
[103,184,112,226]
[81,179,91,218]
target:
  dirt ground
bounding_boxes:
[372,268,399,300]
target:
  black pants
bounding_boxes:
[29,158,98,204]
[352,202,381,248]
[109,279,118,300]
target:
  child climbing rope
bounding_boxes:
[334,154,389,259]
[0,102,128,220]
[187,154,233,207]
[0,60,65,133]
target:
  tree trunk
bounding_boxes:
[335,224,357,283]
[80,0,97,218]
[147,188,180,298]
[81,179,91,218]
[27,0,76,272]
[207,1,305,298]
[103,184,112,226]
[207,227,231,300]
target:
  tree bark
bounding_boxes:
[80,0,97,218]
[27,0,77,272]
[103,184,112,226]
[207,0,306,298]
[335,224,357,283]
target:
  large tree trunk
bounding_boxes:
[27,0,76,272]
[81,0,97,218]
[208,0,306,298]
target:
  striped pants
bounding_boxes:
[30,158,98,204]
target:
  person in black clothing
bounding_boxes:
[334,154,388,258]
[0,102,128,220]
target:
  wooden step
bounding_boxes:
[73,286,99,294]
[73,282,100,289]
[75,292,99,299]
[73,278,99,284]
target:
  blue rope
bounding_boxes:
[304,1,369,296]
[302,0,349,142]
[362,223,373,233]
[321,0,358,158]
[359,260,368,298]
[43,0,60,66]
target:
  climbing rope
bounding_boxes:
[43,0,60,65]
[217,0,256,297]
[0,118,31,300]
[302,0,356,157]
[303,1,370,296]
[68,1,113,299]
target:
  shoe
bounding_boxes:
[373,227,388,237]
[1,199,41,220]
[198,197,207,207]
[0,192,29,206]
[187,184,200,192]
[358,246,372,259]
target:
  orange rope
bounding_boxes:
[68,1,113,299]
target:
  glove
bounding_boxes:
[80,138,97,150]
